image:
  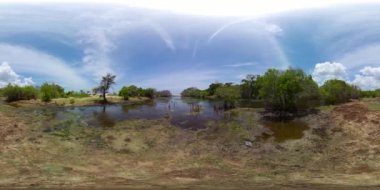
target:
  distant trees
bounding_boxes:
[156,90,172,97]
[320,79,360,105]
[2,84,38,102]
[181,87,208,98]
[94,73,116,103]
[360,89,380,98]
[65,90,90,98]
[207,82,223,96]
[118,85,167,100]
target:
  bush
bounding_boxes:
[257,68,320,112]
[320,79,360,105]
[2,84,38,102]
[40,83,65,102]
[215,85,241,101]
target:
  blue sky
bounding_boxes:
[0,1,379,93]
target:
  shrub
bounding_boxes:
[320,79,359,105]
[2,84,38,102]
[215,85,241,101]
[40,83,65,102]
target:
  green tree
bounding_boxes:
[95,73,116,103]
[181,87,207,98]
[320,79,359,105]
[257,68,319,112]
[241,74,260,99]
[119,85,139,100]
[207,82,223,96]
[215,85,241,101]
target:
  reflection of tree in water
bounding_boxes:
[92,105,115,127]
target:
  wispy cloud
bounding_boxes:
[224,62,256,67]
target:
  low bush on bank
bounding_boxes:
[2,84,38,102]
[40,83,66,102]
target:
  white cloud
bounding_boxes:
[224,62,256,67]
[312,62,347,85]
[0,43,91,89]
[265,24,283,35]
[0,62,34,87]
[352,66,380,90]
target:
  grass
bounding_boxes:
[4,95,150,108]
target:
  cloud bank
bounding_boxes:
[0,62,34,87]
[312,62,347,85]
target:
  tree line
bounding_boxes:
[181,68,380,113]
[0,73,172,103]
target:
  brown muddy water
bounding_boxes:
[16,97,309,142]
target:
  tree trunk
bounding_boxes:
[103,89,107,103]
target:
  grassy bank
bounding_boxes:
[5,96,150,108]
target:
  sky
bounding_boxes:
[0,1,379,93]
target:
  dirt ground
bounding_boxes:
[0,99,380,189]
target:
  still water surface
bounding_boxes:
[23,97,309,142]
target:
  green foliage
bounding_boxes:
[257,68,320,112]
[360,89,380,98]
[181,87,208,98]
[1,84,38,102]
[320,79,360,105]
[119,85,139,100]
[119,85,157,99]
[156,90,172,97]
[215,85,241,101]
[241,74,260,99]
[66,90,89,98]
[139,88,156,99]
[207,82,223,96]
[40,82,65,102]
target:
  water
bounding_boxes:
[262,120,309,143]
[17,97,310,142]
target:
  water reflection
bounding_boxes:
[26,97,310,142]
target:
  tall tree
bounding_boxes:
[241,74,260,99]
[96,73,116,103]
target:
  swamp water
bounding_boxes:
[18,97,309,142]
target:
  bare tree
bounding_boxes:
[95,73,116,103]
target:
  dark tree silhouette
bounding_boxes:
[95,73,116,103]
